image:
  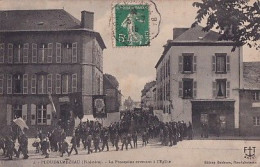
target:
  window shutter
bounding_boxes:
[23,74,28,94]
[193,81,197,98]
[0,43,4,63]
[72,42,77,63]
[72,73,77,93]
[0,74,3,94]
[212,55,216,72]
[178,56,183,72]
[7,74,12,94]
[193,56,197,72]
[226,55,230,72]
[56,43,61,63]
[46,104,52,125]
[31,104,36,125]
[178,81,183,97]
[213,81,217,97]
[7,104,12,125]
[47,74,52,94]
[31,74,36,94]
[56,74,61,94]
[23,43,29,63]
[7,43,13,63]
[22,104,27,121]
[47,43,53,63]
[32,43,37,63]
[226,81,230,97]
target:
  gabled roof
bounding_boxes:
[0,9,81,31]
[243,62,260,90]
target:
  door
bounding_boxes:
[208,114,217,134]
[59,103,71,131]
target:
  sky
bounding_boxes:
[0,0,259,101]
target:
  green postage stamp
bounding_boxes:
[115,4,150,47]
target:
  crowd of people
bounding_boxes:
[0,111,194,160]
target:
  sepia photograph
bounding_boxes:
[0,0,259,166]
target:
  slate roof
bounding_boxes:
[0,9,81,31]
[0,9,106,49]
[243,62,260,89]
[173,25,221,42]
[155,25,234,68]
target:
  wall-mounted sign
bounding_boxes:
[93,95,107,118]
[59,96,70,103]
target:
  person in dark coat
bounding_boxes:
[5,136,15,160]
[132,131,138,148]
[121,133,127,150]
[60,140,69,157]
[187,122,193,140]
[86,133,93,154]
[18,134,29,159]
[0,136,6,156]
[142,131,147,146]
[41,137,50,158]
[93,135,101,152]
[69,134,78,155]
[126,133,133,149]
[102,131,109,151]
[114,132,120,151]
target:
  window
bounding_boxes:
[0,43,4,63]
[183,79,193,98]
[216,79,226,97]
[37,75,46,94]
[7,43,13,63]
[0,74,3,94]
[72,42,77,63]
[216,55,226,73]
[63,43,72,63]
[62,74,69,94]
[38,44,48,63]
[37,105,47,125]
[14,44,22,63]
[183,55,193,72]
[56,43,61,63]
[72,73,77,92]
[23,43,29,63]
[253,116,260,126]
[213,53,230,73]
[56,74,61,94]
[31,74,37,94]
[32,43,37,63]
[13,74,23,94]
[13,105,22,119]
[252,92,260,101]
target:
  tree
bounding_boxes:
[192,0,259,51]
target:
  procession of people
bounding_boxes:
[0,111,194,160]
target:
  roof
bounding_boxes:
[0,9,81,31]
[155,25,235,68]
[243,62,260,89]
[0,9,106,49]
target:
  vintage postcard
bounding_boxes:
[0,0,259,167]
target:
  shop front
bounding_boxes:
[192,100,235,136]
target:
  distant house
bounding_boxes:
[239,62,260,136]
[103,74,122,113]
[141,81,156,111]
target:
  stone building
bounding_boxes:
[155,25,243,135]
[0,9,106,134]
[239,62,260,136]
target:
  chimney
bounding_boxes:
[81,11,94,29]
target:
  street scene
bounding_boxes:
[0,0,259,167]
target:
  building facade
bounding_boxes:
[103,74,122,113]
[155,25,243,135]
[239,62,260,136]
[141,81,156,111]
[0,9,106,134]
